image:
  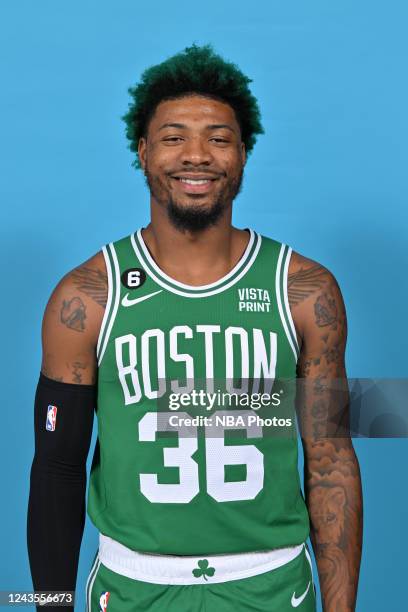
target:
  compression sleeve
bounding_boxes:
[27,373,96,611]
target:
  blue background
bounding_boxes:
[1,0,407,609]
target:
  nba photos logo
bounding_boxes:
[99,591,110,611]
[45,405,57,431]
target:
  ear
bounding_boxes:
[241,142,247,166]
[138,137,147,172]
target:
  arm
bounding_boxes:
[27,253,107,607]
[40,253,107,384]
[289,252,363,612]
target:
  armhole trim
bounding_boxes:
[97,243,120,366]
[96,245,113,360]
[276,244,300,362]
[282,246,300,357]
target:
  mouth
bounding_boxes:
[170,174,220,194]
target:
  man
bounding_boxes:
[27,44,362,611]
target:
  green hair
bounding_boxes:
[122,44,264,169]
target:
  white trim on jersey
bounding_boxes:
[98,533,305,585]
[85,555,101,611]
[96,245,113,361]
[137,227,256,290]
[276,244,298,362]
[130,231,262,298]
[305,545,313,575]
[97,243,121,366]
[304,545,317,597]
[283,247,300,356]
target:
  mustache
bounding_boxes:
[166,168,226,177]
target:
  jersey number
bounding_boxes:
[138,411,264,503]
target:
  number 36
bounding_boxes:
[138,410,264,503]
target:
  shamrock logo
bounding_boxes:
[192,559,215,581]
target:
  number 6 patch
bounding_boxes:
[121,268,146,289]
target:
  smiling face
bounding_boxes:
[138,95,246,231]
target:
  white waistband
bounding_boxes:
[98,533,305,585]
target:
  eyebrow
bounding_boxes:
[158,122,235,133]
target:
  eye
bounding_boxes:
[210,138,229,144]
[163,137,183,142]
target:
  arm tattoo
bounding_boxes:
[314,292,337,327]
[72,360,87,384]
[60,297,86,332]
[72,266,108,308]
[304,439,363,611]
[288,264,328,307]
[298,381,363,611]
[294,266,362,611]
[41,354,96,385]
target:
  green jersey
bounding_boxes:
[87,228,309,555]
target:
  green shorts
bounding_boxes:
[85,543,316,611]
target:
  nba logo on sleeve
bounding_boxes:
[99,592,110,611]
[46,405,58,431]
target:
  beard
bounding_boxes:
[144,167,244,232]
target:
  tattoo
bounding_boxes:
[60,297,86,332]
[42,367,63,382]
[323,343,342,366]
[311,399,327,421]
[302,359,311,376]
[72,266,108,307]
[305,441,363,611]
[41,354,96,384]
[313,374,328,395]
[72,360,87,384]
[297,375,362,610]
[293,262,362,610]
[314,292,337,327]
[288,264,328,307]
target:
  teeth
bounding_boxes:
[179,178,211,185]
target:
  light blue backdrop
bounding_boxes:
[1,1,407,610]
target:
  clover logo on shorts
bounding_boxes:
[192,559,215,581]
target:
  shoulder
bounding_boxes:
[288,249,344,302]
[287,249,347,348]
[46,249,108,319]
[258,233,344,307]
[41,250,108,383]
[66,250,108,309]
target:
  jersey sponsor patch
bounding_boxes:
[121,267,146,289]
[45,405,57,431]
[237,287,271,312]
[99,591,110,611]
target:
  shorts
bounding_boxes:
[85,536,316,611]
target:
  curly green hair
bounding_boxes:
[122,44,264,169]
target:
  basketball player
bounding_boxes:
[27,44,362,611]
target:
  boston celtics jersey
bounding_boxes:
[87,228,310,555]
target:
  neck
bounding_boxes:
[141,201,249,286]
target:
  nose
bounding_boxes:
[179,136,214,166]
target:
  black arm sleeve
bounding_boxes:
[27,373,96,610]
